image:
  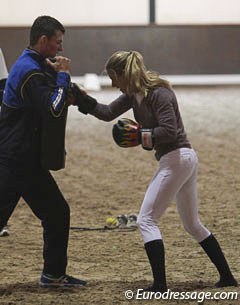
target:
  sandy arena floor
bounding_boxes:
[0,86,239,305]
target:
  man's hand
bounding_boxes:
[46,56,71,73]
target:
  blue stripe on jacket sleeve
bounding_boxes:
[50,72,70,116]
[51,72,70,116]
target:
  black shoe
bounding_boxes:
[215,277,238,288]
[144,284,167,293]
[40,273,87,288]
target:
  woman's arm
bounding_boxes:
[89,93,132,122]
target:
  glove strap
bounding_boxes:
[140,129,154,150]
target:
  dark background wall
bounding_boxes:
[0,25,239,75]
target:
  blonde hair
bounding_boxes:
[105,50,171,95]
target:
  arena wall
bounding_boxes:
[0,25,239,75]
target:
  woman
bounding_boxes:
[85,51,238,292]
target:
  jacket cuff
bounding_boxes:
[57,72,70,89]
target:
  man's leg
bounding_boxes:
[20,167,70,277]
[0,165,20,233]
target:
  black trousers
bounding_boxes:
[0,163,70,277]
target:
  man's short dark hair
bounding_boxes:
[30,15,65,46]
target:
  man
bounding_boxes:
[0,15,87,287]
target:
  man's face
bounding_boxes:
[40,30,64,58]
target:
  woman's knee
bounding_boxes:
[137,214,162,243]
[136,214,146,230]
[137,214,156,231]
[183,221,209,241]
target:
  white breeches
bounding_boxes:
[137,148,210,244]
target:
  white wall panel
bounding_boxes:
[0,0,148,26]
[156,0,240,24]
[1,0,240,26]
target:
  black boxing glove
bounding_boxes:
[70,82,97,114]
[112,118,154,150]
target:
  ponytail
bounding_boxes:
[105,50,171,95]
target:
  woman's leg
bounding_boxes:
[199,234,238,287]
[137,148,198,291]
[175,153,210,242]
[176,150,238,287]
[137,162,178,291]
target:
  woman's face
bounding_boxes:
[108,70,128,93]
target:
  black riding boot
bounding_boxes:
[199,234,238,287]
[144,239,167,292]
